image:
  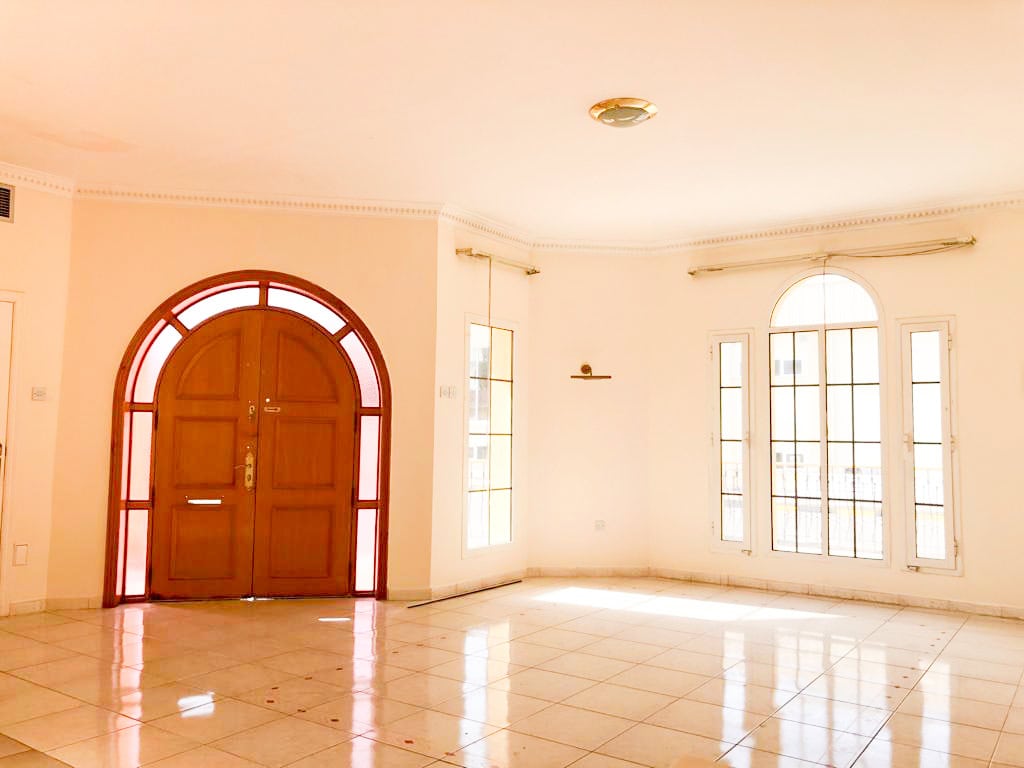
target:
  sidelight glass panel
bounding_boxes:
[720,389,743,440]
[469,324,491,378]
[128,413,154,501]
[355,508,377,592]
[133,325,183,403]
[826,385,853,441]
[340,332,381,408]
[719,341,742,387]
[467,378,490,433]
[795,442,821,498]
[856,502,884,559]
[914,444,944,505]
[125,509,149,597]
[916,504,946,560]
[912,383,943,443]
[358,416,380,501]
[771,442,797,497]
[467,491,489,549]
[855,443,883,501]
[828,500,855,558]
[489,489,512,546]
[467,434,489,491]
[268,288,346,334]
[796,498,823,554]
[721,495,744,542]
[721,441,743,494]
[116,509,127,598]
[911,331,941,382]
[489,435,512,489]
[770,333,795,385]
[178,287,260,329]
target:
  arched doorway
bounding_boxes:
[103,271,391,606]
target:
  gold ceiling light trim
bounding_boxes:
[589,97,658,127]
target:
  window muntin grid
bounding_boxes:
[711,334,751,548]
[466,323,514,549]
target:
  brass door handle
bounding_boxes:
[244,450,255,491]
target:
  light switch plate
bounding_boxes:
[30,387,46,401]
[13,544,27,566]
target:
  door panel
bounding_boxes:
[253,311,355,596]
[150,312,261,599]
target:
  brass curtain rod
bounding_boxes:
[456,247,541,275]
[687,236,976,277]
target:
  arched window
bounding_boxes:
[769,273,883,560]
[105,272,391,605]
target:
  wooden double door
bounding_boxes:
[150,309,356,599]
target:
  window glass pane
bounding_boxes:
[854,442,883,502]
[855,502,884,559]
[823,275,877,325]
[126,322,166,400]
[490,381,512,434]
[469,324,490,378]
[340,333,381,408]
[853,385,881,442]
[719,341,742,387]
[489,489,512,546]
[133,325,183,403]
[489,435,512,489]
[491,328,513,380]
[120,418,131,500]
[128,413,153,501]
[852,328,879,384]
[721,440,743,494]
[468,378,490,434]
[827,443,854,499]
[825,329,852,384]
[467,492,489,549]
[720,389,743,441]
[771,275,876,327]
[911,331,941,382]
[116,509,127,598]
[358,415,380,501]
[771,387,795,441]
[125,509,149,597]
[915,504,947,560]
[721,496,744,542]
[913,383,943,443]
[771,442,797,496]
[770,334,795,385]
[914,444,945,505]
[826,385,853,441]
[355,508,377,592]
[467,434,489,491]
[772,498,797,552]
[177,287,260,329]
[796,499,823,554]
[828,500,855,558]
[795,441,821,498]
[793,331,819,385]
[794,387,820,441]
[268,288,346,334]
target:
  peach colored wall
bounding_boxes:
[526,250,654,571]
[0,181,72,614]
[429,221,530,593]
[47,198,439,602]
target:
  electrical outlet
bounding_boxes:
[13,544,27,566]
[30,387,46,401]
[439,385,458,399]
[594,520,606,532]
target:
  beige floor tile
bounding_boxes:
[802,674,908,711]
[875,712,999,760]
[144,745,267,767]
[1004,706,1024,734]
[428,688,551,728]
[993,732,1024,766]
[740,717,869,766]
[645,647,738,676]
[102,683,218,722]
[148,698,283,743]
[284,736,435,767]
[563,755,648,768]
[211,716,349,767]
[367,709,497,758]
[47,723,196,767]
[0,705,138,752]
[180,664,296,697]
[133,652,238,681]
[929,655,1024,685]
[646,698,766,742]
[774,693,890,737]
[597,722,725,767]
[509,703,633,750]
[854,739,991,768]
[535,651,634,681]
[472,642,563,667]
[296,691,422,734]
[488,668,595,703]
[0,643,80,673]
[686,678,797,716]
[916,670,1017,706]
[370,673,479,708]
[448,729,586,768]
[309,660,412,691]
[717,745,826,767]
[895,689,1009,730]
[0,752,76,767]
[0,737,28,759]
[517,628,601,651]
[580,638,665,664]
[605,664,711,697]
[564,682,675,721]
[0,687,82,727]
[258,649,352,677]
[235,676,348,714]
[426,657,524,686]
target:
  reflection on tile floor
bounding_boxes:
[1,578,1023,766]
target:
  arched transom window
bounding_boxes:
[769,273,883,560]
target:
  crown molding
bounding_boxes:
[0,162,76,197]
[438,205,534,249]
[74,185,444,219]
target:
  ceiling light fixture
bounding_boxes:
[589,97,658,127]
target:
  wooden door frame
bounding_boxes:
[103,270,392,606]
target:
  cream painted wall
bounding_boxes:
[47,199,439,603]
[526,250,654,571]
[644,209,1024,609]
[0,182,72,613]
[429,221,530,592]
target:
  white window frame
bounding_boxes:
[900,318,961,573]
[709,330,753,553]
[462,317,516,555]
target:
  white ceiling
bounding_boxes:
[2,1,1023,243]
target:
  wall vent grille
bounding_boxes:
[0,185,12,221]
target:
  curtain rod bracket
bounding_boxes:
[456,247,540,276]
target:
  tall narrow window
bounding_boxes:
[711,333,751,549]
[769,274,883,559]
[902,320,958,569]
[466,323,513,549]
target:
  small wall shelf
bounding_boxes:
[570,363,612,380]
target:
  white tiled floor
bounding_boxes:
[1,578,1023,766]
